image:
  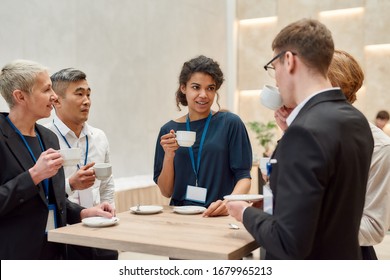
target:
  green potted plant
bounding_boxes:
[247,120,277,157]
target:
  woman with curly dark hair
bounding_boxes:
[153,55,252,217]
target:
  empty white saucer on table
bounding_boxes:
[129,205,163,214]
[223,194,264,202]
[173,206,206,215]
[81,216,119,227]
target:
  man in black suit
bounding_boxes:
[227,19,374,259]
[0,60,115,259]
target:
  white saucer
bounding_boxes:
[130,205,163,214]
[224,194,264,202]
[82,216,119,227]
[173,206,206,215]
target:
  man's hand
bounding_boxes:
[226,201,251,222]
[274,106,293,132]
[80,202,115,220]
[69,162,96,190]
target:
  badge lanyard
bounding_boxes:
[53,120,88,168]
[6,116,49,200]
[186,112,212,187]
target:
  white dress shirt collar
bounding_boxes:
[286,87,340,126]
[53,113,90,139]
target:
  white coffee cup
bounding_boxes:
[59,148,81,166]
[175,131,196,147]
[94,163,112,180]
[260,85,283,110]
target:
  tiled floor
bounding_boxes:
[119,231,390,260]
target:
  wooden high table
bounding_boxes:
[48,206,259,260]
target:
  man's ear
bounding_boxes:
[285,51,296,74]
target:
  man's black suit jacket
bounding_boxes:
[243,90,374,259]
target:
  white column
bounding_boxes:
[226,0,238,113]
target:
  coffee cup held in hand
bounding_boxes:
[260,85,283,110]
[59,148,82,166]
[175,131,196,147]
[94,163,112,180]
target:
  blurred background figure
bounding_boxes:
[375,110,390,136]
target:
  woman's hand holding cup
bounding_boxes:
[160,129,180,157]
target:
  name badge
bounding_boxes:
[185,185,207,203]
[46,204,57,233]
[263,183,273,215]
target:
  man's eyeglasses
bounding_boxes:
[263,51,297,78]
